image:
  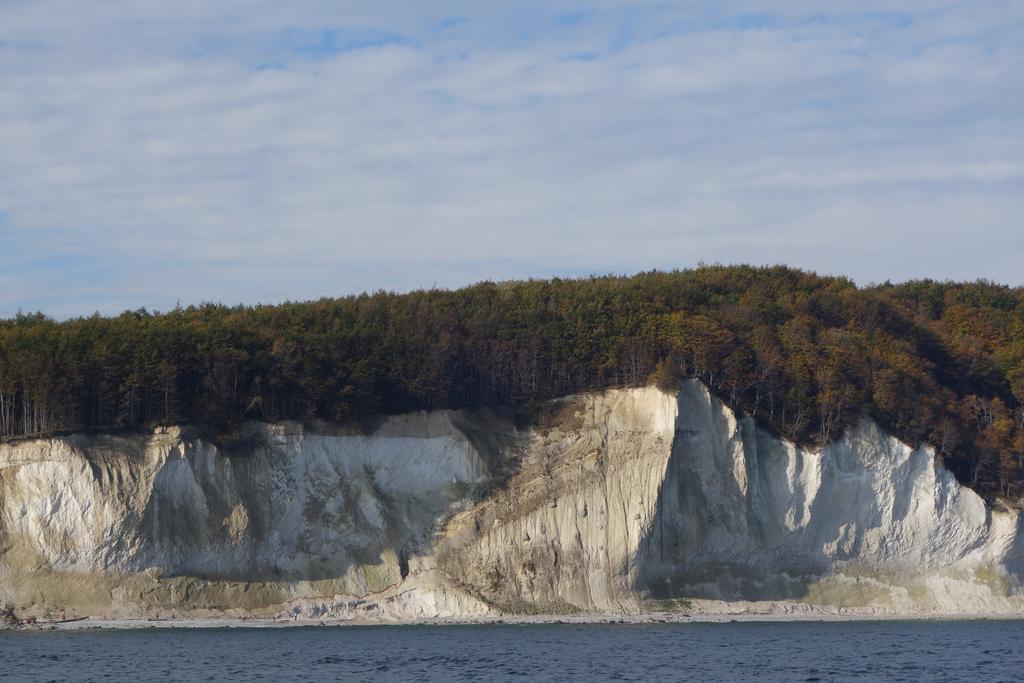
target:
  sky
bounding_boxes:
[1,1,1022,318]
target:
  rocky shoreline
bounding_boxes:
[6,601,1024,632]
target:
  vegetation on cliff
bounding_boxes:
[2,265,1023,499]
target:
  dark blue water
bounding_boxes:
[2,621,1023,682]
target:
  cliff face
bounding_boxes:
[1,381,1022,620]
[0,412,501,619]
[646,384,1022,611]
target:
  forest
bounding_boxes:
[2,265,1023,501]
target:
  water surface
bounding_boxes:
[2,620,1022,681]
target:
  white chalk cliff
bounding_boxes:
[2,380,1023,620]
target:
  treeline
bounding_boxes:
[2,265,1023,500]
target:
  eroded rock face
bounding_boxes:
[1,381,1022,619]
[437,387,679,613]
[636,383,1020,610]
[0,412,498,617]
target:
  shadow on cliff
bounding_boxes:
[1003,513,1024,585]
[131,439,394,583]
[125,409,531,586]
[631,382,818,603]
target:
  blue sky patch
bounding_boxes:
[274,27,409,59]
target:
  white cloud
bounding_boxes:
[0,2,1022,317]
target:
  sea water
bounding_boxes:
[2,620,1023,681]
